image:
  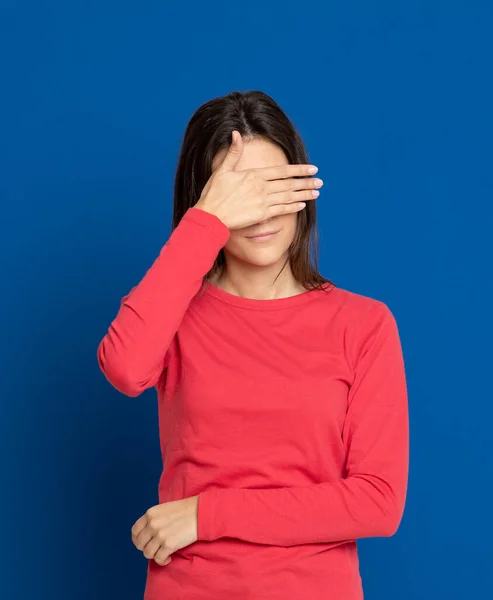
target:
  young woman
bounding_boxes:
[97,90,409,600]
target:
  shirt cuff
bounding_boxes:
[197,487,222,541]
[182,206,231,248]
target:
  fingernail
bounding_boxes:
[308,166,318,174]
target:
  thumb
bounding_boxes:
[216,130,243,174]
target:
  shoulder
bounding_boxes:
[328,285,401,367]
[328,284,395,324]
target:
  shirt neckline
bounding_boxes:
[203,280,336,311]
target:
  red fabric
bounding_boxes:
[98,206,409,600]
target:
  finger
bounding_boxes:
[268,188,320,206]
[142,537,162,560]
[131,515,148,539]
[267,176,323,195]
[215,130,244,175]
[265,201,308,218]
[133,526,153,551]
[253,164,318,181]
[154,545,173,566]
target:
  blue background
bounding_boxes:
[1,1,492,598]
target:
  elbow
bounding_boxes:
[378,514,402,538]
[354,474,407,539]
[109,372,146,397]
[97,342,145,398]
[375,501,405,538]
[353,487,406,539]
[100,363,146,398]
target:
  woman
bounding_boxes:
[97,90,409,600]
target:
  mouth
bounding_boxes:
[245,230,281,242]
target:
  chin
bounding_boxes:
[234,246,290,267]
[244,255,285,267]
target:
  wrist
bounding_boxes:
[194,201,226,228]
[195,199,213,215]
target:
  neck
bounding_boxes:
[209,255,306,301]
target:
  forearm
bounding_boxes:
[97,207,230,396]
[197,471,407,546]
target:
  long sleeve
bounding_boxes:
[197,302,409,546]
[97,207,230,397]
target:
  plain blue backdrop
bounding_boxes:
[1,1,492,598]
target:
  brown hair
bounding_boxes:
[171,90,335,293]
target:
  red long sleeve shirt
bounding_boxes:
[97,206,409,600]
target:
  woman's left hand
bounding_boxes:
[131,496,199,565]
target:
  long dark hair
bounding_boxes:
[171,90,335,293]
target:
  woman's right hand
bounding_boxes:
[195,130,323,231]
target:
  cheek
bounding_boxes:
[283,212,300,231]
[277,213,299,244]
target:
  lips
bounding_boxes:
[246,230,280,238]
